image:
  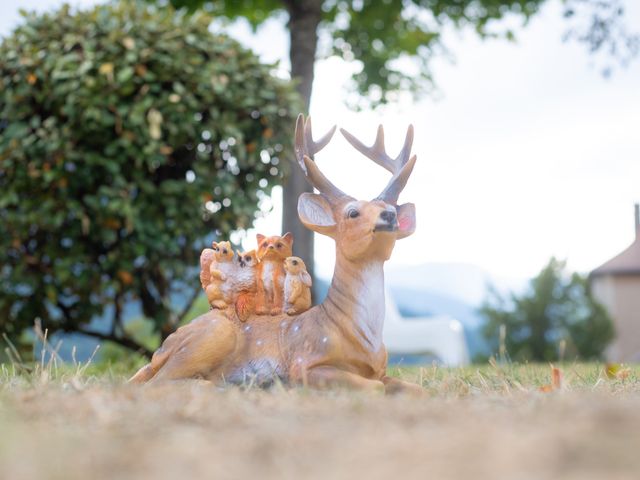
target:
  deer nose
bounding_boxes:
[268,245,274,249]
[379,210,396,224]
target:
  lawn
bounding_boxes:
[0,362,639,479]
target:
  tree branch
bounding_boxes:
[57,298,152,358]
[76,328,153,359]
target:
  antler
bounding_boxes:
[294,114,346,201]
[340,124,417,205]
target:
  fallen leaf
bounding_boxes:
[617,368,631,380]
[552,366,562,389]
[605,363,620,379]
[605,363,631,380]
[539,365,563,393]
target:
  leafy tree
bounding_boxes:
[0,1,299,357]
[161,0,639,281]
[481,258,614,362]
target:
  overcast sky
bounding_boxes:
[3,0,639,280]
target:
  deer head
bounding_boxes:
[295,114,417,262]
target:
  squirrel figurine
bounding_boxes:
[283,256,312,315]
[234,250,259,321]
[200,241,236,310]
[255,232,293,316]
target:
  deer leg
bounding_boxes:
[129,363,155,384]
[150,318,239,383]
[381,376,425,396]
[304,366,385,392]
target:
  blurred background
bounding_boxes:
[1,0,638,368]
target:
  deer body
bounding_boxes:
[134,256,389,386]
[130,115,422,393]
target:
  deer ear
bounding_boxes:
[256,234,265,245]
[395,203,416,239]
[298,193,336,237]
[282,232,293,245]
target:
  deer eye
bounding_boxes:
[292,260,298,266]
[261,242,267,248]
[245,256,251,261]
[213,246,219,251]
[276,243,282,248]
[347,208,359,219]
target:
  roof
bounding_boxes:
[591,205,640,277]
[591,238,640,277]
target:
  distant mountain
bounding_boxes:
[386,262,525,307]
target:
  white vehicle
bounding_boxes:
[383,290,470,367]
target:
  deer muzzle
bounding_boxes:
[373,209,398,232]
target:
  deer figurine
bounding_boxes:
[129,114,421,394]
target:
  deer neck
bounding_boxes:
[322,252,386,351]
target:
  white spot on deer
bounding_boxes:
[297,357,303,364]
[244,325,251,332]
[353,263,385,351]
[293,324,300,332]
[280,320,287,328]
[256,340,263,346]
[322,337,328,344]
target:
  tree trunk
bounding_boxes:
[284,0,322,284]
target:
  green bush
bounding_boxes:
[0,1,300,356]
[482,258,614,362]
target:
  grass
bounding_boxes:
[0,360,639,479]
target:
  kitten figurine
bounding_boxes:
[255,232,293,315]
[283,256,312,315]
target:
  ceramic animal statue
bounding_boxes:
[129,114,422,394]
[199,246,215,290]
[234,250,259,321]
[203,241,235,309]
[283,256,312,315]
[254,233,293,316]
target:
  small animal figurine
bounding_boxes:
[234,250,259,321]
[283,256,312,315]
[255,232,293,315]
[203,241,235,309]
[199,247,215,290]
